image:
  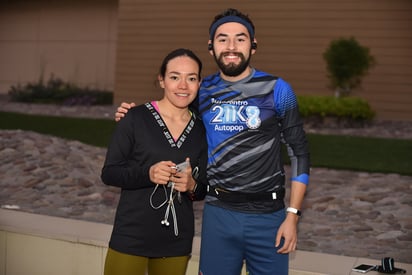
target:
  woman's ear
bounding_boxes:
[158,75,165,88]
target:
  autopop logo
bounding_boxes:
[210,99,261,132]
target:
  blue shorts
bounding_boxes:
[199,204,288,275]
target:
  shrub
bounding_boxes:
[8,75,113,105]
[298,95,375,127]
[323,37,376,98]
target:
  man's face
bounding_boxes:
[211,22,254,78]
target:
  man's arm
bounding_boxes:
[115,102,136,121]
[275,125,309,254]
[273,79,310,254]
[276,180,306,253]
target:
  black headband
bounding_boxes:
[209,15,254,41]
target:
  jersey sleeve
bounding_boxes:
[274,78,310,184]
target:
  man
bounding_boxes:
[115,8,310,275]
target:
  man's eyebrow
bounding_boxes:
[235,32,249,38]
[215,32,249,39]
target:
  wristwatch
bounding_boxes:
[286,207,302,217]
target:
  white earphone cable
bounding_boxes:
[150,182,179,236]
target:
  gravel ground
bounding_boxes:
[1,97,412,264]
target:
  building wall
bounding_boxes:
[0,0,117,94]
[1,0,411,121]
[115,0,412,121]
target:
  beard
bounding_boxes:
[214,51,251,77]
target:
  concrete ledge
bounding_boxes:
[1,209,411,275]
[0,209,112,247]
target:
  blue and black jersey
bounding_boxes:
[197,68,310,213]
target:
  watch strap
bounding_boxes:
[286,207,302,216]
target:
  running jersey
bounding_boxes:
[197,68,310,213]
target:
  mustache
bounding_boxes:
[221,52,243,57]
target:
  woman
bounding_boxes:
[101,48,207,275]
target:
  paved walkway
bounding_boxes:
[1,100,412,264]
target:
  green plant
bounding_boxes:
[8,75,113,105]
[323,37,376,98]
[2,111,411,176]
[0,111,115,148]
[298,95,375,121]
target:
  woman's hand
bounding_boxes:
[149,160,176,185]
[169,158,196,192]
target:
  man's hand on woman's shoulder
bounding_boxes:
[115,102,136,121]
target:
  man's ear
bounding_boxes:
[251,38,257,54]
[208,40,214,55]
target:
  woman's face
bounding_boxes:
[159,56,201,109]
